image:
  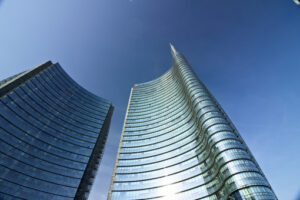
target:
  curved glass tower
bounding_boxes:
[108,45,276,200]
[0,61,113,200]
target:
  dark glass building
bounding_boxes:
[108,45,277,200]
[0,61,113,200]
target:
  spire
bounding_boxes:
[170,43,177,56]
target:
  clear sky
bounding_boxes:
[0,0,300,199]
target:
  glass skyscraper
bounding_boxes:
[0,61,113,200]
[108,45,276,200]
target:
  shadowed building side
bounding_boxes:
[108,45,276,200]
[0,62,113,200]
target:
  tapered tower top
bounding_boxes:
[170,43,177,56]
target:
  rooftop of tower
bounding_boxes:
[132,44,178,88]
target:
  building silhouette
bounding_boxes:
[108,45,276,200]
[0,61,113,200]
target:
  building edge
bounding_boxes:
[107,88,134,200]
[76,104,114,200]
[0,61,53,98]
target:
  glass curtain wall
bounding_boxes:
[0,62,113,200]
[108,45,276,200]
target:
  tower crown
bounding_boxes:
[170,43,177,56]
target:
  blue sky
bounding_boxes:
[0,0,300,199]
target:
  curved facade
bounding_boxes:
[108,45,276,200]
[0,61,113,200]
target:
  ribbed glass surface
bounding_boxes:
[109,48,276,200]
[0,70,27,88]
[0,63,113,200]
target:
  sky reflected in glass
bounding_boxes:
[0,1,300,199]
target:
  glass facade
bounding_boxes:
[108,45,276,200]
[0,61,113,200]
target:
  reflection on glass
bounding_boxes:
[109,45,276,199]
